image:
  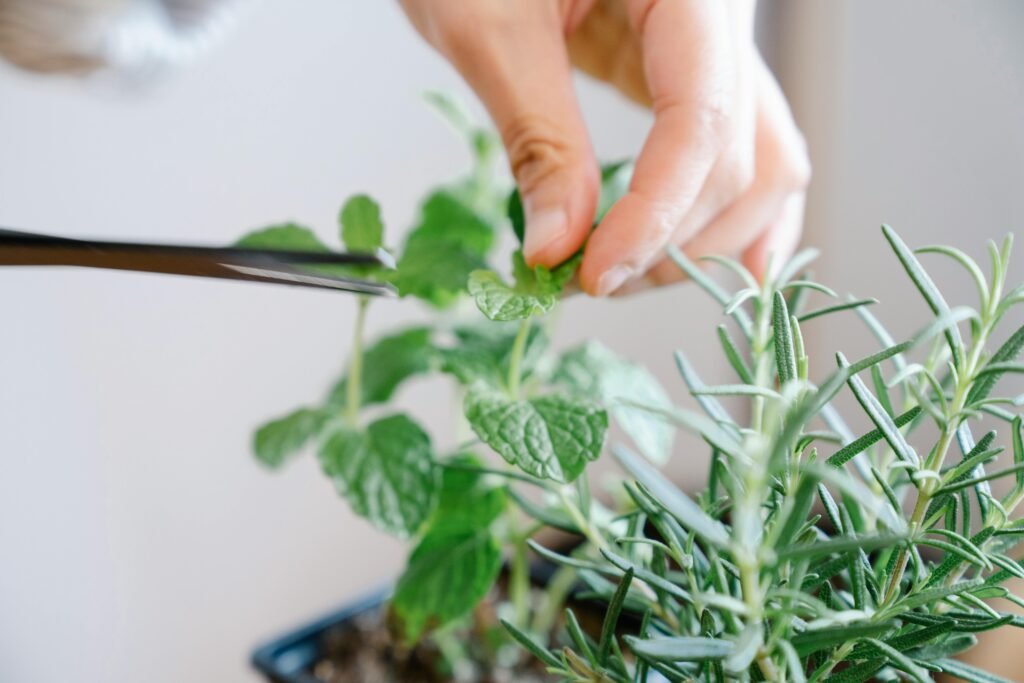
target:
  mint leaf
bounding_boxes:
[394,191,494,307]
[235,223,329,251]
[327,327,435,407]
[469,251,579,322]
[438,323,548,387]
[464,385,607,482]
[391,528,501,642]
[596,160,633,222]
[253,407,331,469]
[555,341,675,464]
[317,414,439,537]
[339,194,384,252]
[506,160,633,244]
[391,454,505,641]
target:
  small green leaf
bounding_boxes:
[253,407,331,468]
[776,533,904,562]
[773,291,797,383]
[554,341,675,464]
[882,225,964,367]
[717,324,754,383]
[798,298,877,323]
[468,251,577,322]
[1013,416,1024,487]
[236,223,329,251]
[614,445,730,548]
[626,636,734,662]
[501,619,563,669]
[339,194,384,252]
[597,567,634,664]
[838,352,920,467]
[464,385,607,483]
[317,414,439,537]
[392,529,502,641]
[791,622,893,656]
[328,327,435,407]
[827,406,921,467]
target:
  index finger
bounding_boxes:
[578,0,737,295]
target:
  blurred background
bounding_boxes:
[0,1,1021,682]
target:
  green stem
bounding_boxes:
[345,296,369,426]
[511,531,530,629]
[507,318,531,399]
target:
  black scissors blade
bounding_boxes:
[0,228,397,296]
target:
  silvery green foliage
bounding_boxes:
[528,229,1023,683]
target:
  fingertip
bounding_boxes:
[522,162,599,269]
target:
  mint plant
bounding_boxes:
[243,96,672,660]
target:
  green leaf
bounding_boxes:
[882,225,964,367]
[717,324,754,383]
[428,454,506,537]
[776,533,904,562]
[501,619,563,669]
[394,191,494,307]
[468,251,578,322]
[317,414,439,537]
[464,385,607,483]
[596,160,633,222]
[253,407,331,468]
[1014,416,1024,488]
[626,636,734,662]
[838,352,920,466]
[392,528,501,641]
[827,406,921,467]
[554,341,675,464]
[597,567,634,664]
[939,658,1017,683]
[791,622,893,656]
[328,327,434,407]
[614,445,730,548]
[824,659,885,683]
[798,298,878,323]
[236,223,330,251]
[936,463,1024,494]
[773,291,797,383]
[339,194,384,252]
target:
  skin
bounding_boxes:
[399,0,811,296]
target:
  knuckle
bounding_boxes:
[503,115,574,193]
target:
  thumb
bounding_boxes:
[415,1,599,268]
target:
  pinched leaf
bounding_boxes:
[317,414,439,537]
[236,223,330,251]
[339,194,384,252]
[554,341,675,464]
[328,327,435,407]
[391,529,501,642]
[464,384,607,482]
[253,407,331,469]
[468,251,578,322]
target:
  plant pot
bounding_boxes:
[252,588,391,683]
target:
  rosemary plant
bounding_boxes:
[522,232,1024,683]
[245,97,1024,682]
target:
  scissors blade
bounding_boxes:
[0,228,397,296]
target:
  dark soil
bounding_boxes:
[308,602,553,683]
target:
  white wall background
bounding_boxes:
[0,2,1021,682]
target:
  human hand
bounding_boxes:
[399,0,810,295]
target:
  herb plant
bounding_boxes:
[246,98,1024,682]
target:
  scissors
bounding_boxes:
[0,228,397,297]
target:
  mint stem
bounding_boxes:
[345,296,370,426]
[506,318,531,399]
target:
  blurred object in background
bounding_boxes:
[0,2,1021,683]
[0,0,236,76]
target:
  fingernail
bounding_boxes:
[596,264,634,296]
[523,206,568,261]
